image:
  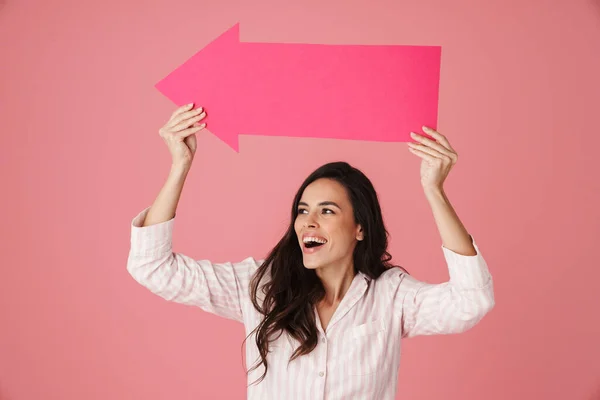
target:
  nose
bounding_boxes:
[303,213,318,228]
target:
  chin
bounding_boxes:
[301,257,325,270]
[302,260,320,270]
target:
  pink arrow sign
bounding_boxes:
[155,23,441,152]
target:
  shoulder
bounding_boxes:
[373,266,424,295]
[376,265,410,282]
[229,256,265,279]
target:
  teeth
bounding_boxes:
[303,237,327,244]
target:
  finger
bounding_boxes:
[407,142,452,163]
[410,132,457,163]
[170,103,195,119]
[408,146,437,163]
[167,107,204,128]
[422,126,457,153]
[171,111,207,132]
[167,107,204,129]
[175,123,206,139]
[410,132,452,154]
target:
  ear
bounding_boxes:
[356,225,364,241]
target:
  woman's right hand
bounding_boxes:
[159,103,207,169]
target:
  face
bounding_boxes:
[294,178,364,270]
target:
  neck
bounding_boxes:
[315,260,356,305]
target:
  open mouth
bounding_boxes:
[302,237,328,251]
[305,241,325,249]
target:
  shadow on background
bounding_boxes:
[589,382,600,400]
[592,0,600,16]
[0,384,10,400]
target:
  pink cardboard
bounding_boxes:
[156,23,441,151]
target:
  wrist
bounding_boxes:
[168,165,191,186]
[170,163,191,176]
[423,186,446,202]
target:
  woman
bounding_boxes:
[127,103,495,399]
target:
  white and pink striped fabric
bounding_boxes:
[127,206,495,400]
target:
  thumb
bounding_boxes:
[185,133,197,154]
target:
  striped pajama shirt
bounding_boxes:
[127,206,495,399]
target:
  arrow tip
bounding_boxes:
[208,123,240,152]
[220,132,240,153]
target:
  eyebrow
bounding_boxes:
[298,201,342,209]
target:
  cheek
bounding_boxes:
[293,218,302,235]
[328,225,357,248]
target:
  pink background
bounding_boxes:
[1,0,599,399]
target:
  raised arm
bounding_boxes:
[126,104,259,323]
[127,204,259,323]
[388,236,495,338]
[396,126,495,337]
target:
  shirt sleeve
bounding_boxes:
[126,206,261,323]
[386,235,495,338]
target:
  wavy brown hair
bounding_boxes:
[243,161,407,385]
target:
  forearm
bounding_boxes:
[424,188,477,256]
[142,165,190,227]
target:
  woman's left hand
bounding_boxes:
[407,126,458,192]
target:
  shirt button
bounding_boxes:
[321,337,326,343]
[319,371,325,377]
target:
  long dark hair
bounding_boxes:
[243,161,407,385]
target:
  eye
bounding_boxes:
[322,208,334,214]
[297,208,307,214]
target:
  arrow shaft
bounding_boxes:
[237,42,441,141]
